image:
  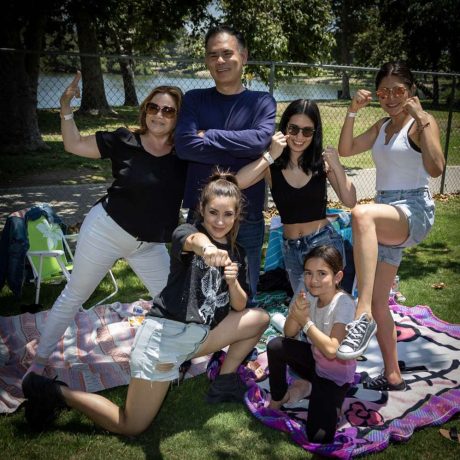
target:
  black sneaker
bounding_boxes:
[363,372,407,391]
[206,372,248,403]
[336,313,377,360]
[22,372,68,430]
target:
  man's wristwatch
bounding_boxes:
[262,151,274,165]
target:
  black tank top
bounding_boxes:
[270,165,327,224]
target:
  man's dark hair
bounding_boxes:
[205,25,246,50]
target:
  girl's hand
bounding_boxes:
[269,131,288,160]
[60,71,81,108]
[202,246,232,267]
[223,262,239,285]
[322,145,341,172]
[290,290,310,326]
[402,96,424,120]
[350,89,372,112]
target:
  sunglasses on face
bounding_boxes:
[287,124,315,138]
[145,102,177,118]
[376,86,407,100]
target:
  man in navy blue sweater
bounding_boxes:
[175,25,276,306]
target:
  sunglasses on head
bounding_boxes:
[376,86,407,100]
[145,102,177,118]
[287,124,315,138]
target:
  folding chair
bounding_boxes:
[26,216,118,306]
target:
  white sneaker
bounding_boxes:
[336,313,377,360]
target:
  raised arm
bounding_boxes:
[60,71,100,159]
[175,92,276,165]
[338,89,379,157]
[404,97,445,177]
[323,146,357,208]
[235,131,287,189]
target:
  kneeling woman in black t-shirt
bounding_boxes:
[22,171,270,435]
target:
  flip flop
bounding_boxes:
[439,427,460,443]
[246,360,268,382]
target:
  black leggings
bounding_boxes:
[267,336,350,444]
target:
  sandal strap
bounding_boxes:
[449,426,459,441]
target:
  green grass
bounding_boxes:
[0,196,459,459]
[0,108,139,186]
[0,103,458,185]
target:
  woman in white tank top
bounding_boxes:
[335,62,445,392]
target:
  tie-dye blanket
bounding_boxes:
[244,298,460,458]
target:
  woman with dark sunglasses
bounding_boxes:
[24,72,187,378]
[237,99,356,295]
[335,62,445,392]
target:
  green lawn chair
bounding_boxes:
[26,215,118,306]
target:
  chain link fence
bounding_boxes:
[8,51,460,198]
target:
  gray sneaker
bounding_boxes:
[336,313,377,360]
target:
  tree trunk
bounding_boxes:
[340,72,351,100]
[432,75,439,107]
[119,56,139,106]
[73,9,113,115]
[0,8,48,153]
[339,1,351,99]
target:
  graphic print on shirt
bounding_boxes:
[196,257,229,325]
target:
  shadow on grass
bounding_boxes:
[398,240,460,281]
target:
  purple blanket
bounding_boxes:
[244,302,460,458]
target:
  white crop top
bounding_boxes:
[372,118,430,191]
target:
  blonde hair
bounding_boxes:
[135,85,183,144]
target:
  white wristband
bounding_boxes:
[302,320,314,335]
[61,113,74,121]
[262,151,274,165]
[347,112,357,118]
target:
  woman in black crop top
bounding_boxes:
[237,99,356,294]
[25,72,187,378]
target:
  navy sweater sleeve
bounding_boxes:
[175,89,276,165]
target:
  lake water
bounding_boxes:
[38,73,345,108]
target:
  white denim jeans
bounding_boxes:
[36,203,170,361]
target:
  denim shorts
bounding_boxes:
[282,223,345,294]
[130,316,209,382]
[376,187,435,266]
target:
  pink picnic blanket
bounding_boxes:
[0,300,152,413]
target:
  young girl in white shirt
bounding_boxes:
[267,245,356,444]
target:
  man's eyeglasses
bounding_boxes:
[287,124,315,138]
[145,102,177,118]
[376,86,407,100]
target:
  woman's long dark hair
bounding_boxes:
[276,99,324,176]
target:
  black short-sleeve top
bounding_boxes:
[95,127,187,242]
[148,223,249,329]
[270,164,327,224]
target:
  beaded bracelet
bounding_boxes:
[202,245,217,256]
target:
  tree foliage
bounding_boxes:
[219,0,334,82]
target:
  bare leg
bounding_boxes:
[352,203,409,319]
[61,378,170,436]
[372,261,404,385]
[195,308,270,373]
